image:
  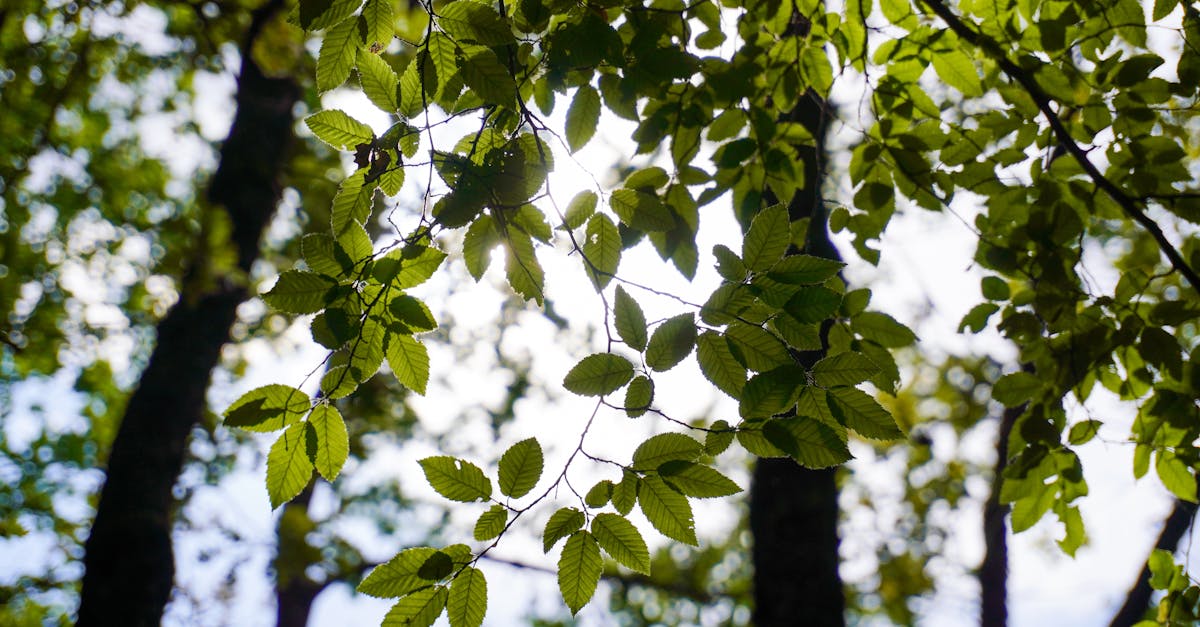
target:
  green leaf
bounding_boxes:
[696,331,747,398]
[632,432,703,470]
[564,190,598,229]
[361,0,395,50]
[811,352,880,388]
[739,366,803,418]
[610,189,676,231]
[646,313,696,372]
[473,505,508,541]
[388,294,437,333]
[306,404,349,481]
[993,371,1040,407]
[932,48,983,97]
[418,456,492,502]
[1154,0,1180,20]
[614,286,648,351]
[585,480,613,507]
[767,254,845,284]
[305,109,375,149]
[852,311,917,347]
[447,566,487,627]
[423,31,458,95]
[558,531,602,615]
[317,16,360,92]
[462,215,500,280]
[439,1,515,45]
[591,513,651,574]
[543,507,585,553]
[783,286,842,324]
[762,417,852,468]
[262,270,337,314]
[348,315,387,383]
[638,475,697,545]
[725,322,791,372]
[713,244,747,282]
[583,213,620,290]
[460,47,516,105]
[563,353,634,396]
[827,386,903,440]
[958,303,999,334]
[505,229,545,304]
[1156,453,1197,502]
[566,85,602,153]
[612,470,639,515]
[743,204,791,272]
[386,334,430,394]
[360,547,441,598]
[382,587,447,627]
[267,422,314,509]
[659,460,741,498]
[398,245,448,288]
[624,375,654,418]
[331,169,374,236]
[498,438,543,499]
[357,49,399,111]
[320,364,359,399]
[705,420,735,456]
[1067,420,1102,446]
[299,0,362,31]
[224,384,310,432]
[302,233,352,278]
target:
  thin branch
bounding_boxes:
[478,554,728,604]
[916,0,1200,292]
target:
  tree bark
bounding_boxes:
[77,4,299,625]
[980,404,1019,627]
[1109,493,1198,627]
[748,7,843,623]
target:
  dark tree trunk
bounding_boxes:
[77,4,299,625]
[273,487,327,627]
[748,8,843,623]
[980,405,1019,627]
[1109,492,1198,627]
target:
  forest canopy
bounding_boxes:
[2,0,1200,625]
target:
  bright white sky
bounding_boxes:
[2,2,1196,626]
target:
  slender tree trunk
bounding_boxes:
[77,4,298,625]
[748,7,843,623]
[1109,492,1198,627]
[274,488,326,627]
[980,404,1019,627]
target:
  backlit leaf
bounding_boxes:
[419,456,492,502]
[638,475,697,545]
[827,386,903,440]
[614,286,648,351]
[262,270,338,314]
[558,531,602,615]
[811,352,880,388]
[447,567,487,627]
[543,507,585,553]
[583,213,620,290]
[473,504,507,541]
[382,587,447,627]
[498,438,543,498]
[696,331,746,398]
[591,513,651,574]
[305,109,375,149]
[563,353,634,396]
[224,384,310,432]
[646,313,696,372]
[743,204,790,271]
[266,422,314,509]
[566,85,602,152]
[659,460,741,498]
[632,432,703,470]
[306,404,349,481]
